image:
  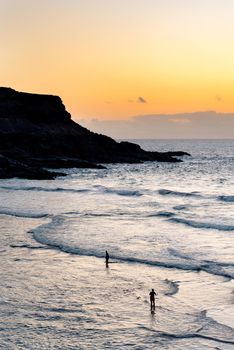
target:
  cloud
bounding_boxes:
[137,96,147,103]
[169,118,191,124]
[128,97,147,103]
[77,111,234,139]
[215,95,222,102]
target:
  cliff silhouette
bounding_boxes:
[0,88,189,179]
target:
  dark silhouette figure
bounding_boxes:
[149,289,157,310]
[105,250,109,267]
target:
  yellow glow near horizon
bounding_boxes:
[1,0,234,121]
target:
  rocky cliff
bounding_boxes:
[0,88,189,179]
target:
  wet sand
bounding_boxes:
[1,215,234,349]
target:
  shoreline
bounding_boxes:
[1,214,234,348]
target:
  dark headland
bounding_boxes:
[0,87,190,179]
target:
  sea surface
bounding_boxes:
[0,139,234,349]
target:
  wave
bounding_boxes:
[102,188,143,197]
[142,328,234,345]
[63,210,141,218]
[0,209,48,219]
[218,195,234,203]
[64,211,112,217]
[10,244,49,250]
[148,211,175,218]
[168,217,234,231]
[164,279,179,296]
[0,185,90,193]
[158,189,201,198]
[167,248,193,261]
[31,223,234,279]
[0,185,142,197]
[173,205,190,210]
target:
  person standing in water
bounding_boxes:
[149,288,157,310]
[105,250,109,267]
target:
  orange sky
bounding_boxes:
[1,0,234,122]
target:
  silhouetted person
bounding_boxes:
[149,288,156,310]
[105,250,109,267]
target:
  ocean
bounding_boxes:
[0,139,233,349]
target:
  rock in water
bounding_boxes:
[0,155,63,180]
[0,87,189,179]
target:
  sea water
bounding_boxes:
[0,139,233,349]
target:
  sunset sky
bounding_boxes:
[1,0,234,137]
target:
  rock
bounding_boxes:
[163,151,190,157]
[24,157,106,169]
[0,87,190,179]
[0,155,64,180]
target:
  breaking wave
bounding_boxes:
[168,217,234,232]
[141,328,234,345]
[148,211,175,218]
[10,244,49,250]
[31,218,234,279]
[0,185,142,197]
[0,208,48,219]
[0,185,90,193]
[218,195,234,203]
[158,189,201,198]
[164,279,179,296]
[100,187,143,197]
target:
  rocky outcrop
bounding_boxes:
[0,87,190,179]
[0,155,63,180]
